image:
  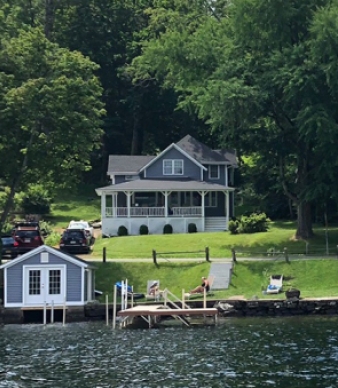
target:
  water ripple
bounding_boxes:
[1,317,338,387]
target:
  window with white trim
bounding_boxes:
[163,159,183,175]
[205,192,217,207]
[208,165,220,180]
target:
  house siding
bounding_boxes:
[7,266,23,304]
[66,262,82,302]
[145,148,201,180]
[203,165,227,185]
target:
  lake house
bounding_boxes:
[96,134,237,236]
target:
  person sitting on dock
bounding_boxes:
[190,277,210,294]
[148,281,159,295]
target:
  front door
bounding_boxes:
[24,266,65,306]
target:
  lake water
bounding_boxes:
[1,317,338,388]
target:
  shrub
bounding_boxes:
[19,184,52,215]
[163,224,173,234]
[139,224,149,235]
[188,223,197,233]
[44,232,61,247]
[228,220,239,234]
[238,212,270,234]
[117,225,128,236]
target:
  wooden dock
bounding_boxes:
[117,304,219,327]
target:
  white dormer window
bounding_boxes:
[163,159,183,175]
[208,165,220,180]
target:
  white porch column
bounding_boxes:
[225,191,230,228]
[199,191,206,232]
[112,193,117,217]
[126,192,132,218]
[101,192,106,218]
[162,191,171,218]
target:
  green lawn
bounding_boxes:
[92,224,338,259]
[94,259,338,302]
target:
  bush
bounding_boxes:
[19,184,52,215]
[228,220,239,234]
[238,212,270,234]
[44,232,61,247]
[163,224,173,234]
[188,223,197,233]
[139,224,149,235]
[117,225,128,236]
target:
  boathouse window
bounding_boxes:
[49,270,61,295]
[29,270,41,295]
[163,159,184,175]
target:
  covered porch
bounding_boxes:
[96,180,233,235]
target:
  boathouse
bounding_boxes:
[0,245,96,308]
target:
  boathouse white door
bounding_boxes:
[23,265,66,306]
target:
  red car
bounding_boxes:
[12,222,44,254]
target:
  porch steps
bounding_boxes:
[209,262,233,290]
[204,217,227,232]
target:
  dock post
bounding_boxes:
[125,279,128,311]
[103,247,106,263]
[203,287,207,309]
[121,280,124,311]
[51,300,54,324]
[205,246,210,262]
[43,301,47,325]
[164,288,167,308]
[131,285,134,308]
[62,297,66,326]
[105,294,109,326]
[112,284,117,329]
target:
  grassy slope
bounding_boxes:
[94,259,338,301]
[46,192,338,300]
[92,224,338,259]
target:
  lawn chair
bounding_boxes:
[185,275,215,299]
[145,280,162,301]
[266,274,283,294]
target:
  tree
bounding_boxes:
[131,0,338,239]
[0,28,105,226]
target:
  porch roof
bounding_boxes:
[96,179,234,195]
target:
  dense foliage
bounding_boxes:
[2,0,338,240]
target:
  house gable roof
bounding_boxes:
[139,143,207,173]
[176,134,237,166]
[0,245,96,270]
[108,155,155,175]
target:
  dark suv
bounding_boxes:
[1,235,18,259]
[12,222,44,254]
[59,229,91,254]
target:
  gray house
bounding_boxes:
[96,135,237,236]
[0,245,96,308]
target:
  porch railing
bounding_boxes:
[105,206,202,218]
[172,206,202,216]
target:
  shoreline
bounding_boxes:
[2,296,338,325]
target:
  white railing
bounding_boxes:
[105,206,202,218]
[172,207,202,217]
[130,207,165,217]
[105,207,113,217]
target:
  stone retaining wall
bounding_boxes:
[2,299,338,324]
